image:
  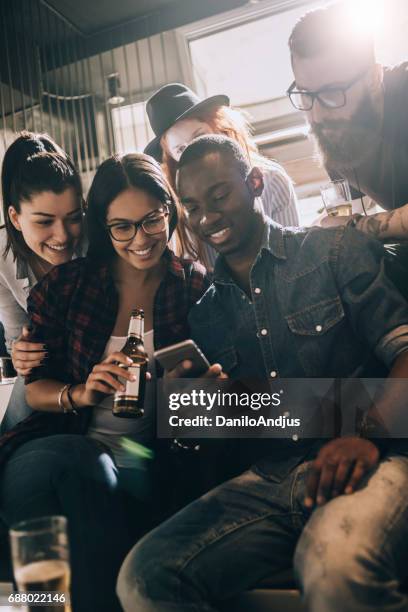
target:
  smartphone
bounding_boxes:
[154,339,210,376]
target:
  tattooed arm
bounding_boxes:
[354,206,408,241]
[321,205,408,241]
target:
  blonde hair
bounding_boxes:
[160,104,272,263]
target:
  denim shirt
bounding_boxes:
[188,219,408,478]
[189,219,408,380]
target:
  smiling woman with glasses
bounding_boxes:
[0,152,210,610]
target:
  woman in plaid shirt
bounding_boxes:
[0,154,209,611]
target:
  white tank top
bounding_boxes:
[87,330,156,467]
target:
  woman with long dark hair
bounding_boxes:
[0,131,84,431]
[0,153,209,611]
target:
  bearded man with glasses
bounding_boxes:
[288,2,408,295]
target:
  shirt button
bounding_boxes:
[270,370,277,378]
[315,324,323,332]
[260,328,268,336]
[254,287,261,294]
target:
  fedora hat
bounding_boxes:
[144,83,229,161]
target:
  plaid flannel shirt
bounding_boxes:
[0,249,209,466]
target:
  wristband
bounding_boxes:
[57,384,70,413]
[66,384,79,415]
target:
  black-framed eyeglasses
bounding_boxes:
[286,69,369,111]
[106,205,169,242]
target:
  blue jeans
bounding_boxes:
[0,434,143,612]
[117,453,408,612]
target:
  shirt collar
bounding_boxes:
[261,217,287,260]
[213,217,287,285]
[163,248,186,280]
[382,63,407,137]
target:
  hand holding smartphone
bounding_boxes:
[154,340,210,376]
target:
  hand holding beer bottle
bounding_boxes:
[72,310,148,412]
[77,351,137,407]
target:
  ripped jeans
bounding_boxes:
[117,453,408,612]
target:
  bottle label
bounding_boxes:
[116,364,141,399]
[128,316,143,340]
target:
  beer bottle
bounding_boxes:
[113,308,148,418]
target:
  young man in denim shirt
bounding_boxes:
[118,135,408,611]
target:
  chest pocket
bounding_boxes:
[286,297,344,336]
[285,297,346,376]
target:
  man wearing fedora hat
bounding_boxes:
[144,83,299,239]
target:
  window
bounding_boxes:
[188,0,408,106]
[111,101,154,155]
[188,3,326,106]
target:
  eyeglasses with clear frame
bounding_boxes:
[286,69,369,111]
[106,205,170,242]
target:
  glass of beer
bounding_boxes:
[10,516,71,612]
[320,179,353,217]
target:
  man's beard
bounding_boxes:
[310,92,383,170]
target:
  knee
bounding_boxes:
[24,435,117,490]
[65,440,119,493]
[116,540,146,610]
[294,522,374,601]
[117,532,176,611]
